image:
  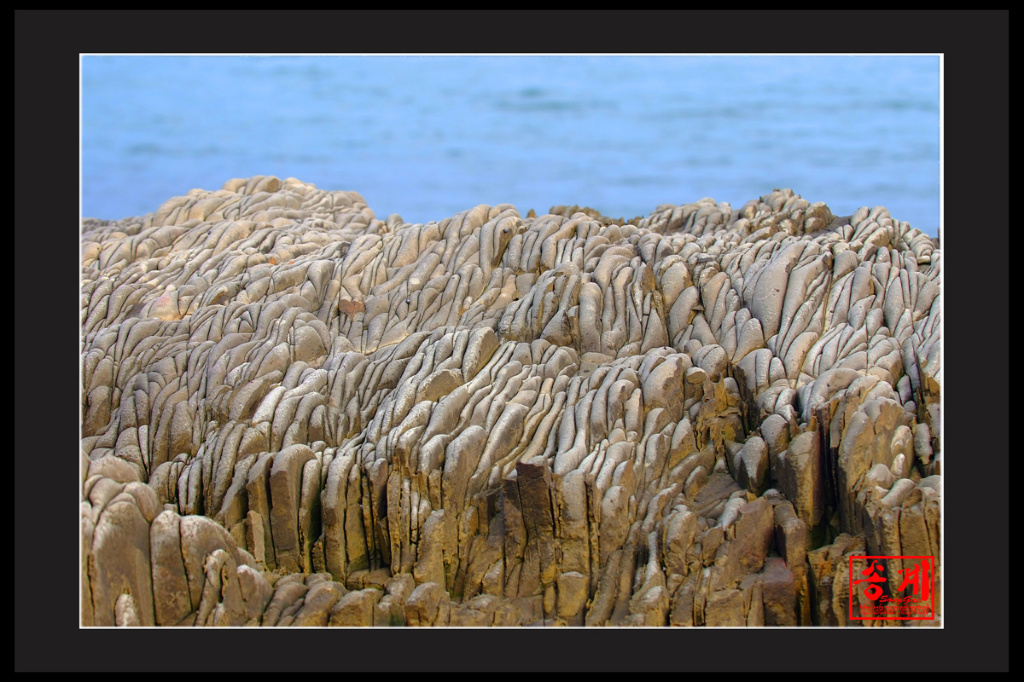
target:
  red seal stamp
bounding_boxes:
[849,555,936,621]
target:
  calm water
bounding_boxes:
[82,55,940,236]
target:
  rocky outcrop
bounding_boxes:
[81,177,941,626]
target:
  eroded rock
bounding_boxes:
[81,180,941,627]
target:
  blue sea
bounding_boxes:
[81,55,940,237]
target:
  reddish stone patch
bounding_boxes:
[337,299,366,316]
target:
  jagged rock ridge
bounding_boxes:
[81,176,941,627]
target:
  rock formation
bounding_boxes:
[81,176,941,626]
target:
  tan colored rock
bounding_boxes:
[269,444,317,573]
[328,588,379,626]
[88,494,155,626]
[80,180,940,628]
[405,582,450,627]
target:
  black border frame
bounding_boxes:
[15,10,1008,672]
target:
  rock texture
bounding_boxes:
[81,177,941,626]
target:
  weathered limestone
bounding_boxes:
[81,179,941,626]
